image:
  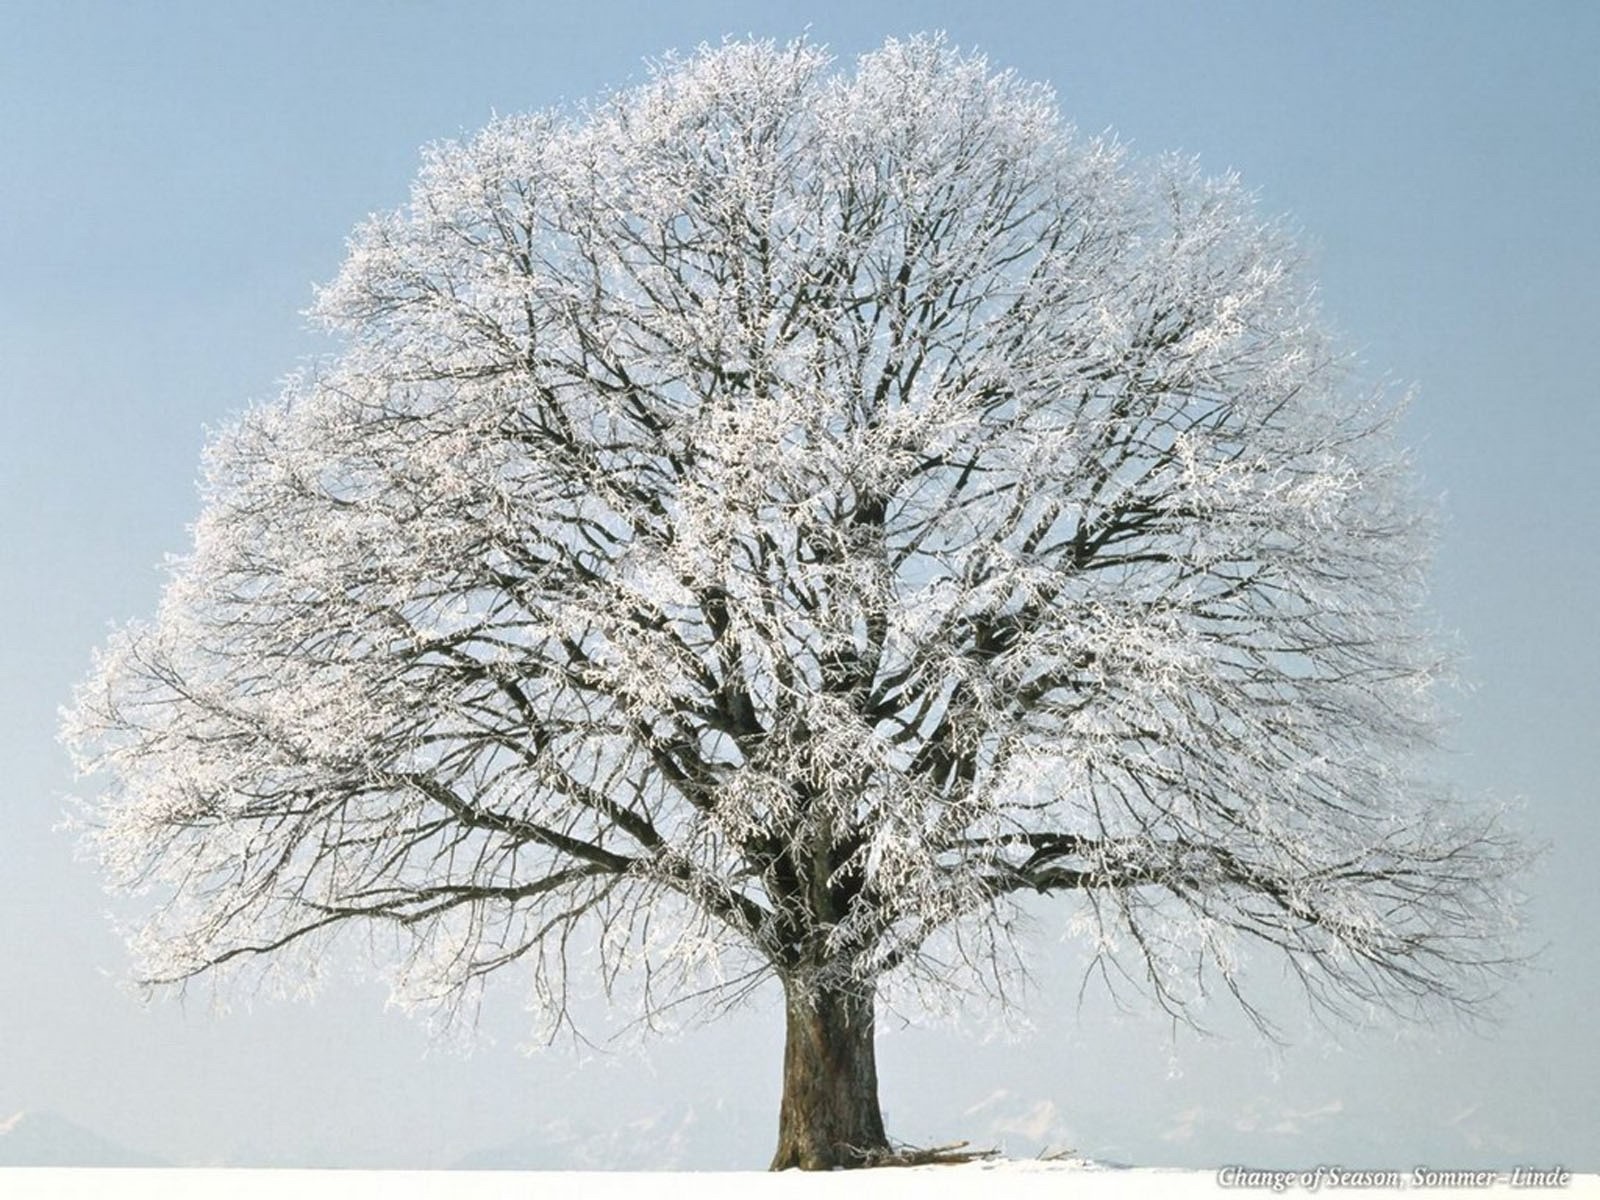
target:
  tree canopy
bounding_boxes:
[64,35,1526,1168]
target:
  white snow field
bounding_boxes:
[3,1162,1597,1199]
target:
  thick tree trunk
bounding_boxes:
[769,980,890,1170]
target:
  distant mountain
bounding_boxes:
[0,1110,169,1167]
[451,1093,1114,1172]
[453,1100,769,1171]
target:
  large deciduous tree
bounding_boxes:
[64,36,1526,1170]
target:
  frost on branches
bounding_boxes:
[64,36,1526,1169]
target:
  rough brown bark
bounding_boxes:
[769,980,890,1170]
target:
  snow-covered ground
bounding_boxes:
[3,1162,1597,1200]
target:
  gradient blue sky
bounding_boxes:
[2,0,1596,1171]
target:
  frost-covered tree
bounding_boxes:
[64,36,1526,1170]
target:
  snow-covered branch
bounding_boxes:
[64,36,1527,1049]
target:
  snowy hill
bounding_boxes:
[0,1162,1595,1200]
[0,1111,168,1167]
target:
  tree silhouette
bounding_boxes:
[64,36,1527,1169]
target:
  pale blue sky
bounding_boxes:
[2,0,1596,1171]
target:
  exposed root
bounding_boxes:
[858,1140,999,1168]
